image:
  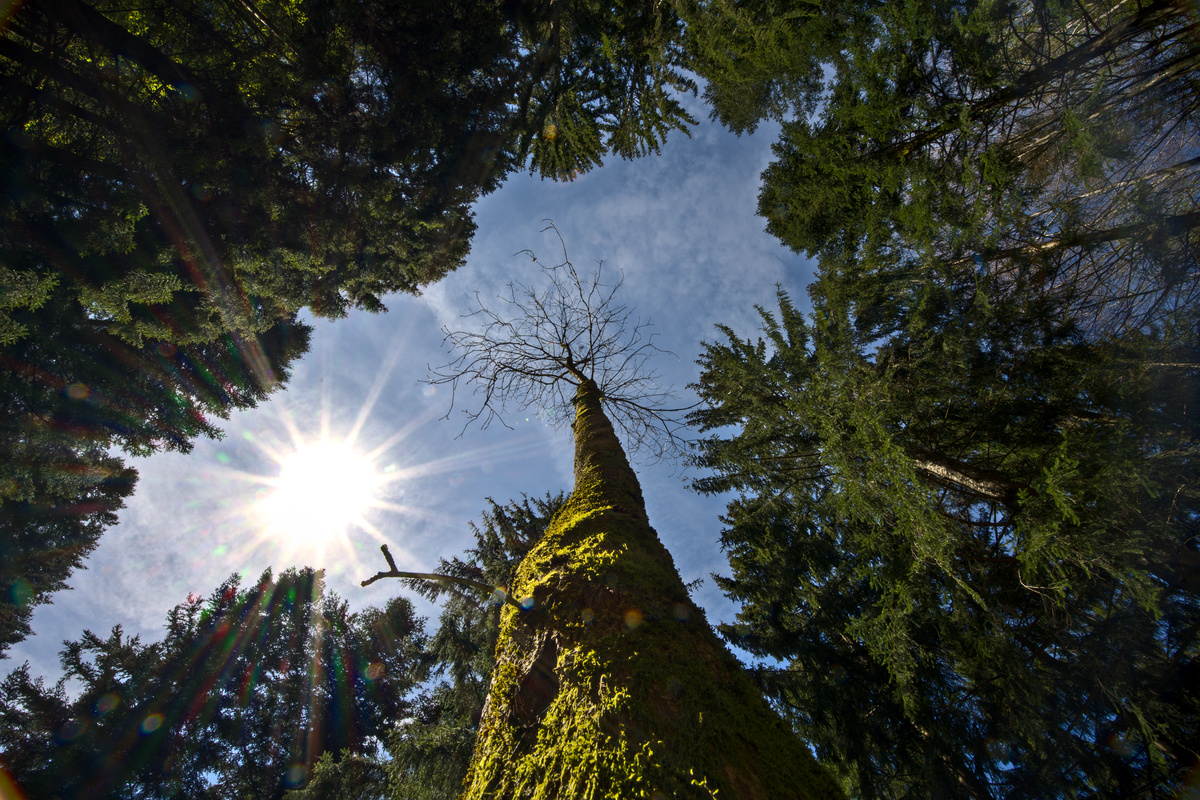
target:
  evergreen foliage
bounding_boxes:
[0,0,695,654]
[280,495,564,800]
[683,4,1200,793]
[682,0,1199,336]
[690,288,1200,798]
[518,0,698,180]
[0,300,310,657]
[283,751,390,800]
[0,568,429,799]
[2,0,696,343]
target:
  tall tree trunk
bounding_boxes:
[461,378,844,800]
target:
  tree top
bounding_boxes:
[430,223,690,461]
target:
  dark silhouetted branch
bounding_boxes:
[429,221,692,462]
[361,544,522,609]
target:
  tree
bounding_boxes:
[0,0,698,654]
[0,567,429,799]
[386,493,566,800]
[681,0,1199,336]
[279,494,566,800]
[429,227,690,461]
[2,0,697,342]
[678,8,1200,790]
[282,751,391,800]
[378,232,844,799]
[689,289,1200,798]
[0,300,310,658]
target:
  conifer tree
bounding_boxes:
[0,300,310,657]
[2,0,697,346]
[681,0,1199,336]
[370,230,844,799]
[679,8,1200,789]
[283,494,565,800]
[0,568,429,799]
[0,0,697,654]
[690,287,1200,799]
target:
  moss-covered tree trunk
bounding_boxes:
[461,378,844,800]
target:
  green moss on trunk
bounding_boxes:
[460,380,844,800]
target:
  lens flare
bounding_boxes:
[0,765,26,800]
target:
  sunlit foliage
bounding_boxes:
[0,0,696,654]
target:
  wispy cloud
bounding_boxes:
[5,112,808,683]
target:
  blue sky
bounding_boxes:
[4,99,817,683]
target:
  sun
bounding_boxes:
[261,439,381,543]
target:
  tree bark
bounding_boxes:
[461,378,844,799]
[948,211,1200,269]
[906,445,1022,504]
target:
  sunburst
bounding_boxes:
[260,438,382,544]
[188,330,559,580]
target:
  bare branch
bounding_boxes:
[361,544,522,609]
[428,221,693,461]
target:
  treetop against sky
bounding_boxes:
[2,62,801,684]
[1,0,1196,797]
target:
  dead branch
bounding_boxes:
[361,544,522,609]
[428,221,692,461]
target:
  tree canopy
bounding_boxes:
[1,497,564,800]
[0,0,697,655]
[690,286,1199,798]
[4,0,1197,796]
[0,567,428,799]
[683,0,1198,336]
[0,301,310,658]
[682,4,1199,794]
[2,0,697,341]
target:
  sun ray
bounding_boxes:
[266,391,313,456]
[178,339,565,578]
[354,521,421,564]
[345,332,409,446]
[401,434,552,477]
[366,502,462,530]
[363,404,446,462]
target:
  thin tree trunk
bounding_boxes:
[948,210,1200,269]
[461,378,844,800]
[906,446,1022,504]
[882,0,1189,160]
